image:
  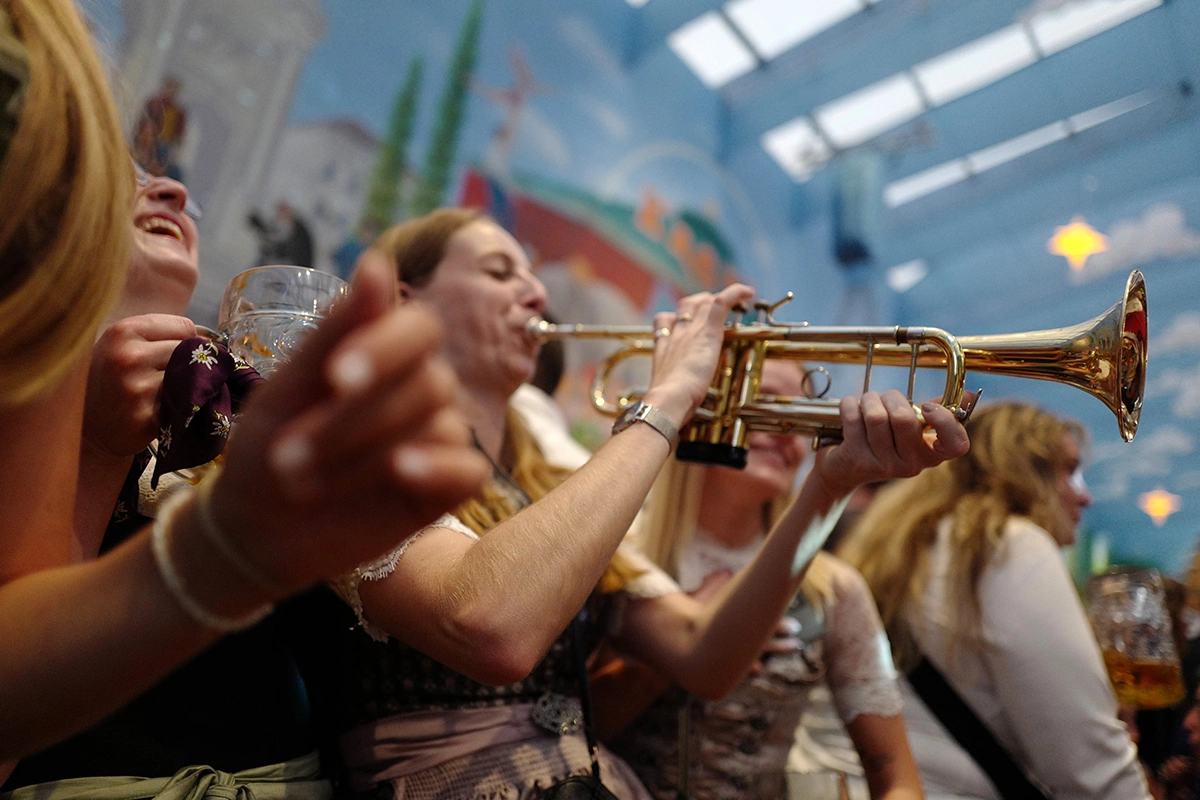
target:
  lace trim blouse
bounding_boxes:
[611,538,901,800]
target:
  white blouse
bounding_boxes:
[903,516,1150,800]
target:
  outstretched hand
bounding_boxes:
[210,249,490,592]
[811,389,972,501]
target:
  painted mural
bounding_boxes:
[83,0,1200,586]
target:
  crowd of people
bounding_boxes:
[0,2,1185,800]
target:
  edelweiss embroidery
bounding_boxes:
[190,343,218,369]
[211,412,230,438]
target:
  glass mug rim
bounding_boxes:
[213,265,348,373]
[1087,566,1165,597]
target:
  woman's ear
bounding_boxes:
[396,281,413,303]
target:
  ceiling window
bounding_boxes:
[761,116,834,181]
[814,73,924,149]
[967,120,1069,172]
[884,89,1159,207]
[724,0,872,61]
[913,24,1038,107]
[760,0,1161,182]
[667,12,757,88]
[1028,0,1163,56]
[884,160,971,208]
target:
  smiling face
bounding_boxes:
[1051,432,1091,546]
[116,173,200,319]
[406,218,547,399]
[702,360,809,506]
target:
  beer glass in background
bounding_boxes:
[785,771,850,800]
[1087,566,1186,709]
[218,265,348,376]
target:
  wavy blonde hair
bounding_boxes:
[375,208,640,592]
[638,444,835,605]
[838,402,1084,664]
[0,0,132,405]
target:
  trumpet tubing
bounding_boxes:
[529,270,1147,467]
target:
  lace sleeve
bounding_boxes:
[823,558,904,723]
[330,513,480,642]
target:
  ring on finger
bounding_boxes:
[676,312,694,323]
[656,327,672,338]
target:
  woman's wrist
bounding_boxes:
[640,385,695,433]
[153,489,278,629]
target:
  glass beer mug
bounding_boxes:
[216,265,348,376]
[1087,566,1186,709]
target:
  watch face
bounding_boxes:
[614,402,643,431]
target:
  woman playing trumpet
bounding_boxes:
[288,207,971,799]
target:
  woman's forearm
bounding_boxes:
[361,421,676,683]
[621,475,845,697]
[848,714,925,800]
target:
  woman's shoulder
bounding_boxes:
[811,551,872,601]
[994,516,1061,562]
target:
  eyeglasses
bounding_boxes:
[133,160,203,220]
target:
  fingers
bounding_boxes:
[270,351,459,483]
[921,400,971,460]
[103,313,196,344]
[276,405,485,503]
[821,389,969,496]
[254,249,399,418]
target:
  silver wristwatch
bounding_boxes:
[611,401,678,445]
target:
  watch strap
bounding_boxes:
[613,402,678,445]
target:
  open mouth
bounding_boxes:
[137,215,185,243]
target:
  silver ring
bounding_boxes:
[655,327,671,338]
[676,312,694,323]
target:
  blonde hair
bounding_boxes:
[376,209,640,592]
[0,0,132,405]
[639,454,835,605]
[838,402,1085,664]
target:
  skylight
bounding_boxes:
[885,259,929,293]
[761,117,834,181]
[814,73,924,149]
[725,0,869,61]
[759,0,1161,182]
[667,12,757,88]
[1068,88,1157,131]
[913,24,1038,107]
[884,160,971,208]
[1028,0,1163,56]
[967,120,1069,172]
[883,90,1157,207]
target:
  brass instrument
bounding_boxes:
[528,270,1147,467]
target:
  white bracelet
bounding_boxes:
[194,478,291,595]
[151,488,275,633]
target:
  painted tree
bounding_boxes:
[361,56,423,231]
[411,0,484,216]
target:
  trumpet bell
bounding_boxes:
[956,269,1146,442]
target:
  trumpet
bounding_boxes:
[527,270,1147,468]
